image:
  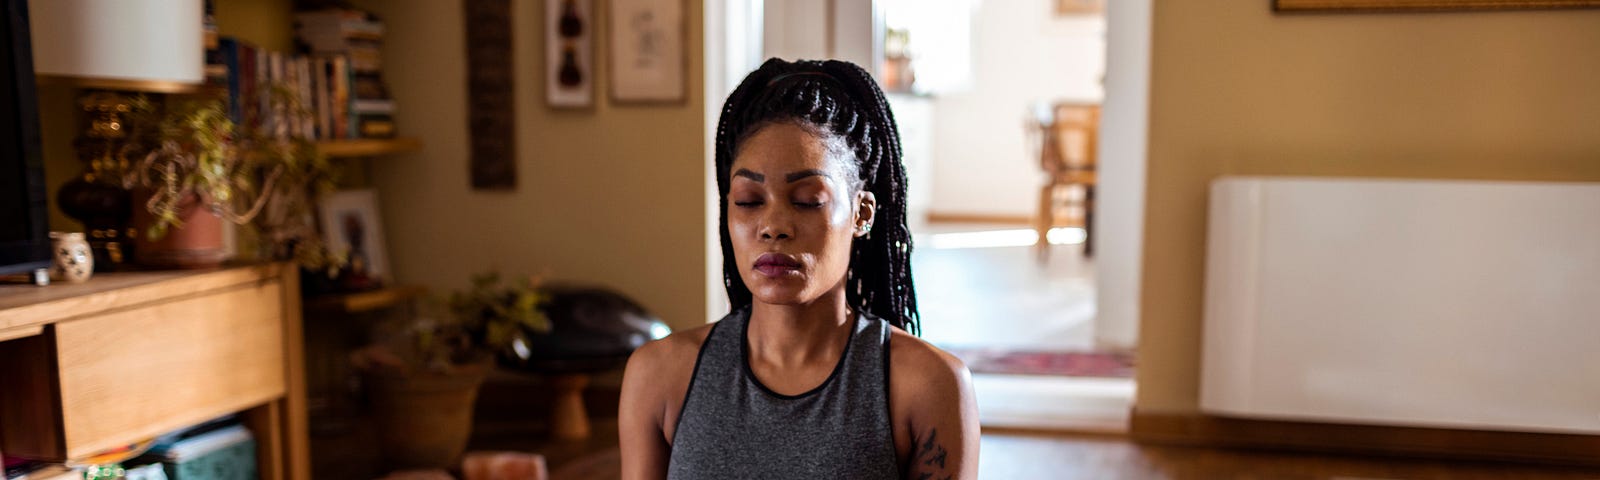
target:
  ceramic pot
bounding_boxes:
[49,232,94,283]
[129,190,227,269]
[363,359,492,470]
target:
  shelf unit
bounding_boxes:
[0,265,307,479]
[305,284,427,313]
[315,137,423,159]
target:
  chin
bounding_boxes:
[746,277,815,306]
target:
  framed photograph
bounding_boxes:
[609,0,686,104]
[320,189,392,285]
[547,0,594,108]
[1275,0,1600,12]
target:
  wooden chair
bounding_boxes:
[1032,102,1099,260]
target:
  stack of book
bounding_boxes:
[209,39,316,140]
[201,8,399,142]
[295,8,398,139]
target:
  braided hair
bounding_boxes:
[714,58,920,335]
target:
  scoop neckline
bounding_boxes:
[739,308,858,401]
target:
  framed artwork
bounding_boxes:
[320,189,392,285]
[547,0,594,108]
[609,0,686,104]
[1275,0,1600,11]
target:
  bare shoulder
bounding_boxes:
[621,321,719,439]
[624,322,717,393]
[886,327,980,479]
[630,322,716,370]
[887,328,971,391]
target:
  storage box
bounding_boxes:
[140,425,256,480]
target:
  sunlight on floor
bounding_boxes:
[920,227,1087,250]
[974,374,1134,433]
[911,224,1097,351]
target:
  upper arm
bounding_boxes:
[891,337,980,480]
[619,326,712,480]
[619,340,672,480]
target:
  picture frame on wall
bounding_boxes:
[609,0,686,104]
[319,189,392,287]
[547,0,594,108]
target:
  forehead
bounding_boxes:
[731,122,850,175]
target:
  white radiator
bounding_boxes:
[1201,176,1600,435]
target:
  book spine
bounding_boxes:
[331,56,348,139]
[321,57,334,140]
[299,57,314,139]
[243,44,259,130]
[344,55,357,138]
[219,38,242,124]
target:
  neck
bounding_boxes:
[746,288,855,368]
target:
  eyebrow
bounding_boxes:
[784,169,827,183]
[733,169,764,182]
[731,168,828,184]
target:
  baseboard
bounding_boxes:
[1129,410,1600,467]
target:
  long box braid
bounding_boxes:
[714,58,921,335]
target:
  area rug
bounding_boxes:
[945,348,1135,378]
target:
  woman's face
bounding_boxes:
[727,122,876,307]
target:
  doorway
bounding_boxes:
[704,0,1150,433]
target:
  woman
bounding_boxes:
[620,59,978,479]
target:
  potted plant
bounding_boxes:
[352,271,551,470]
[117,86,338,270]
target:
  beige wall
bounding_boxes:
[358,0,709,330]
[1137,2,1600,413]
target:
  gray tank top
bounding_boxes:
[666,307,899,479]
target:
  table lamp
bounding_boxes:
[27,0,204,270]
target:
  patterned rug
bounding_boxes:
[945,348,1135,378]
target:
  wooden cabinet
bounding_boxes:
[0,265,308,479]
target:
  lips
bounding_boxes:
[753,253,803,277]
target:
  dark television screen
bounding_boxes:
[0,0,51,276]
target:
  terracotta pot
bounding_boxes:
[129,190,227,269]
[364,360,492,470]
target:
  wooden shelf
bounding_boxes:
[305,285,427,313]
[315,137,422,158]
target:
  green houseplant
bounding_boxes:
[117,86,338,270]
[352,271,552,469]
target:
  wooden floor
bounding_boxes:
[457,417,1600,480]
[980,430,1600,480]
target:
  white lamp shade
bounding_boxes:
[28,0,203,91]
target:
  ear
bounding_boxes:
[854,190,878,238]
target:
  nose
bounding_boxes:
[758,210,792,241]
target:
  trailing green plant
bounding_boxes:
[117,83,341,271]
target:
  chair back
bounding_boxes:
[1049,103,1099,173]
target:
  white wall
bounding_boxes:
[761,0,878,67]
[1093,0,1150,350]
[762,0,828,60]
[928,0,1104,218]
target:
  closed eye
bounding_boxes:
[734,200,764,207]
[793,201,823,208]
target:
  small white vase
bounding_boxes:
[50,232,94,283]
